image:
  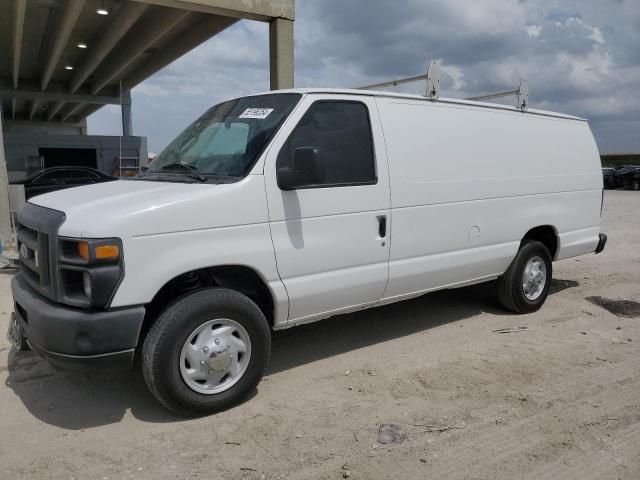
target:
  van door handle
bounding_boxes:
[377,215,387,238]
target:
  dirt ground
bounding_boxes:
[1,190,639,480]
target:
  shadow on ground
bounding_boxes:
[5,278,578,429]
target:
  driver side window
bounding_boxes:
[276,101,376,188]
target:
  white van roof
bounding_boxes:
[249,88,586,122]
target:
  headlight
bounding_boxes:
[59,238,124,309]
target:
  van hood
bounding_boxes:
[28,178,268,238]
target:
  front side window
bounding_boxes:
[277,101,376,188]
[146,93,301,182]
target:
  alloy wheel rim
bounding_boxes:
[522,256,547,301]
[179,318,251,395]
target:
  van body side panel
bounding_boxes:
[377,99,602,299]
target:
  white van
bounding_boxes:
[9,89,606,415]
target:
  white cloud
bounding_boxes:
[587,26,604,44]
[439,62,466,90]
[526,25,542,37]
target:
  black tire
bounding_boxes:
[142,288,271,417]
[496,240,552,313]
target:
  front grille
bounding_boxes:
[17,224,42,284]
[16,204,66,302]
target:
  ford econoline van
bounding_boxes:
[8,89,607,415]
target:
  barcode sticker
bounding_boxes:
[239,108,274,119]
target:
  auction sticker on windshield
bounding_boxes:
[239,108,274,119]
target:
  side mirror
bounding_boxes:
[277,146,322,190]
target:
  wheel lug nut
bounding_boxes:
[226,342,231,348]
[200,360,206,366]
[214,338,220,345]
[203,346,209,353]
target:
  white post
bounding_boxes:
[0,105,13,252]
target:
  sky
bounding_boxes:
[87,0,640,155]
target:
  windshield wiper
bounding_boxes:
[157,163,206,182]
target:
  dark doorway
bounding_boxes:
[39,148,97,169]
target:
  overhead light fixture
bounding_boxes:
[96,2,109,15]
[65,65,74,70]
[77,41,87,49]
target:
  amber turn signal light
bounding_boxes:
[77,242,119,261]
[78,241,90,260]
[95,245,120,260]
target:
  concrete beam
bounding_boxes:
[91,8,191,95]
[122,15,238,91]
[70,2,149,93]
[41,0,86,91]
[28,100,41,121]
[60,103,84,123]
[0,88,121,105]
[47,102,65,121]
[132,0,294,22]
[71,103,102,121]
[269,18,294,90]
[12,0,27,89]
[5,118,85,128]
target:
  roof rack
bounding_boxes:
[357,60,529,111]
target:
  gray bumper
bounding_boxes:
[11,273,145,370]
[595,233,607,254]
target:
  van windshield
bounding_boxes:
[144,93,301,182]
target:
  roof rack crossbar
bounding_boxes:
[466,80,528,111]
[358,73,429,91]
[358,61,440,99]
[356,60,529,110]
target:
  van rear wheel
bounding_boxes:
[496,240,552,313]
[142,288,270,417]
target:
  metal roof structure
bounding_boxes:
[0,0,295,126]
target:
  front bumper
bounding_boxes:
[11,273,145,371]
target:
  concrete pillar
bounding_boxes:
[121,90,132,136]
[0,105,12,250]
[269,18,294,90]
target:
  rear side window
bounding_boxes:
[277,101,376,187]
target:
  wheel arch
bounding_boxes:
[139,264,278,346]
[521,225,559,260]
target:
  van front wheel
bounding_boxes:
[496,240,552,313]
[142,288,271,417]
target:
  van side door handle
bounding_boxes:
[377,215,387,238]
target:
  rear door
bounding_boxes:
[264,94,391,322]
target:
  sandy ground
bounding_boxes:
[1,190,639,480]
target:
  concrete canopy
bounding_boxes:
[0,0,295,126]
